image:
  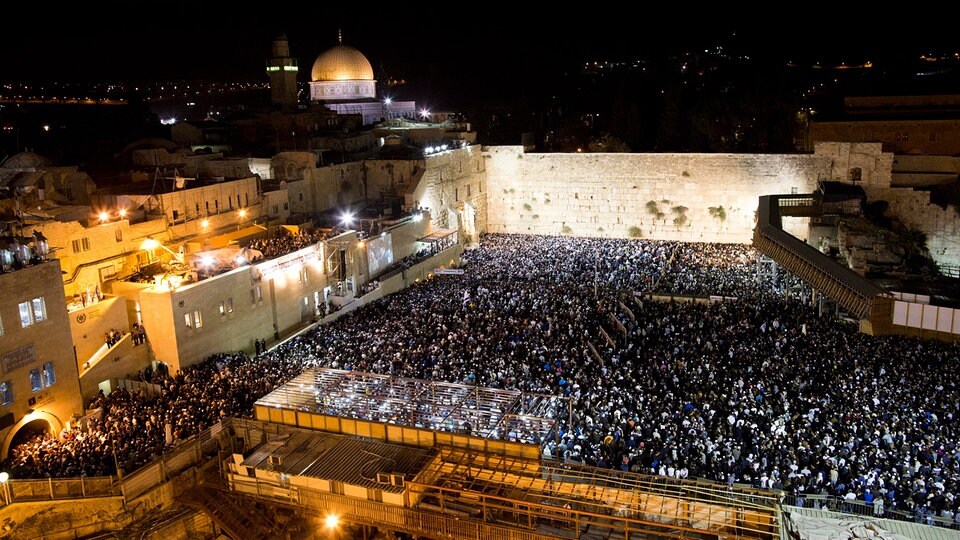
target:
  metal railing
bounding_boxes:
[782,492,960,530]
[1,476,119,507]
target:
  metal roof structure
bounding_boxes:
[256,368,558,445]
[241,429,434,494]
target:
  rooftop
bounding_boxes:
[242,428,435,494]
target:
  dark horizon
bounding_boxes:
[4,7,959,85]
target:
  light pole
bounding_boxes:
[0,471,10,505]
[140,237,184,265]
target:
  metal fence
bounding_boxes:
[120,419,225,500]
[1,476,119,506]
[782,492,960,530]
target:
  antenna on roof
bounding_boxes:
[338,28,343,44]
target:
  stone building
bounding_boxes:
[0,240,82,459]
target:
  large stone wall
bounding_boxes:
[483,146,832,243]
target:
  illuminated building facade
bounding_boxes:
[0,242,82,459]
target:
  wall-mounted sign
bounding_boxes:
[2,344,37,374]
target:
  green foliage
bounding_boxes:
[645,200,660,215]
[597,227,605,233]
[561,224,573,234]
[503,189,509,194]
[671,205,689,215]
[682,170,691,177]
[656,212,666,220]
[674,214,689,228]
[628,226,643,238]
[544,198,551,204]
[509,188,515,193]
[532,214,539,219]
[523,203,532,211]
[708,206,727,221]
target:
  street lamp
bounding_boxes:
[382,97,392,121]
[340,211,355,229]
[238,208,247,231]
[0,471,10,505]
[324,514,339,538]
[140,237,184,265]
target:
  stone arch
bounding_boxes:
[0,410,64,461]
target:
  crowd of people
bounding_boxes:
[243,228,331,260]
[3,233,960,527]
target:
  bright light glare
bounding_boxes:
[200,255,215,268]
[140,238,160,251]
[238,209,247,218]
[0,472,9,483]
[340,211,355,226]
[383,97,392,105]
[98,212,109,222]
[419,109,430,118]
[201,219,210,228]
[325,514,339,529]
[118,209,127,217]
[161,117,177,125]
[234,255,247,265]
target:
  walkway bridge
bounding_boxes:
[753,194,893,331]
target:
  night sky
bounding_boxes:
[3,6,955,88]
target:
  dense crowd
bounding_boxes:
[4,233,960,526]
[243,228,332,259]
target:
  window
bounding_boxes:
[0,381,12,406]
[219,301,226,316]
[299,193,304,202]
[283,202,289,211]
[19,297,45,327]
[72,238,91,253]
[215,200,220,213]
[251,285,263,304]
[245,193,249,207]
[115,227,123,242]
[31,298,45,322]
[205,201,210,213]
[272,205,279,215]
[174,209,182,220]
[255,285,263,302]
[849,167,862,183]
[193,310,203,329]
[236,195,241,208]
[455,188,459,202]
[184,313,193,329]
[303,296,308,306]
[0,314,3,336]
[196,203,201,215]
[299,267,308,285]
[226,298,234,314]
[43,362,55,387]
[29,369,42,392]
[467,184,472,197]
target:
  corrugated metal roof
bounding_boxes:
[242,428,434,494]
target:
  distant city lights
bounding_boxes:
[161,117,177,125]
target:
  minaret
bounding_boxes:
[266,34,299,108]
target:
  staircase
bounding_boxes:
[178,485,281,540]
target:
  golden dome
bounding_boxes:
[310,45,374,82]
